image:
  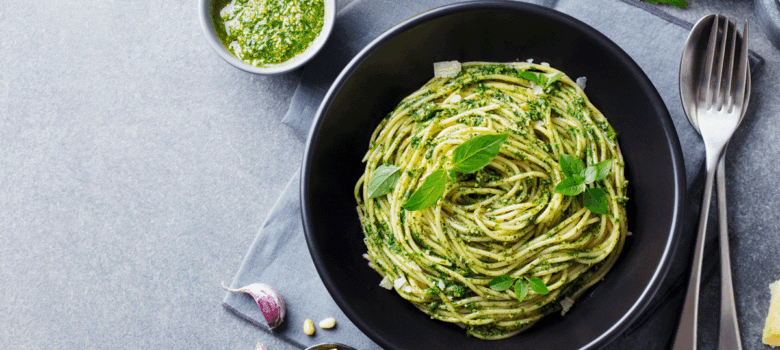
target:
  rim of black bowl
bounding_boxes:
[301,1,686,349]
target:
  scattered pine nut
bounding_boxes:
[303,318,315,335]
[319,317,336,329]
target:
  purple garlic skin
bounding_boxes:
[223,282,286,329]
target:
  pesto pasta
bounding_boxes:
[355,61,628,339]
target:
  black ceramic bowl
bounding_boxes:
[301,2,685,349]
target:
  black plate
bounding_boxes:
[301,2,685,349]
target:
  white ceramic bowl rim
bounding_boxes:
[198,0,336,75]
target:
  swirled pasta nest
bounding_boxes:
[355,61,628,339]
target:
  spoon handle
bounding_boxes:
[673,150,720,350]
[717,152,742,350]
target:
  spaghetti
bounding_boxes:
[355,61,628,339]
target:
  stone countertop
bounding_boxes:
[0,1,777,349]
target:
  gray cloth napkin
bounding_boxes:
[223,0,765,349]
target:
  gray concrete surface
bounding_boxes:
[1,0,778,349]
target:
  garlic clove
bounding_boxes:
[222,282,286,329]
[255,343,268,350]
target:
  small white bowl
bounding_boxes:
[198,0,335,75]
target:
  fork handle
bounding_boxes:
[673,148,721,350]
[717,151,743,350]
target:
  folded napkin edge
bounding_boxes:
[618,0,693,30]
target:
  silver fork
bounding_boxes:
[673,16,750,350]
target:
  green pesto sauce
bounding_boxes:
[215,0,325,66]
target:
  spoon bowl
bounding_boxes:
[681,15,751,131]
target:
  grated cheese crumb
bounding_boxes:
[560,297,575,315]
[433,61,461,78]
[444,93,462,104]
[379,276,393,290]
[576,77,587,90]
[393,276,407,290]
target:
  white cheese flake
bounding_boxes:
[444,93,462,104]
[433,61,461,78]
[560,297,575,315]
[526,58,534,63]
[437,280,445,290]
[379,276,393,290]
[393,276,407,290]
[576,77,587,90]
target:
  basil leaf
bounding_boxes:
[641,0,687,8]
[592,159,613,182]
[527,277,549,295]
[489,275,515,292]
[448,170,458,182]
[554,177,586,196]
[583,166,598,184]
[402,169,447,211]
[519,71,547,86]
[559,154,584,178]
[451,134,508,174]
[367,165,401,199]
[514,277,528,301]
[584,187,608,214]
[664,0,688,7]
[546,72,565,87]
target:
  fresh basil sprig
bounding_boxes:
[402,134,508,211]
[489,275,549,302]
[514,277,529,302]
[640,0,687,8]
[554,154,612,214]
[489,275,514,291]
[367,164,401,199]
[401,169,447,211]
[547,72,565,85]
[519,71,565,88]
[451,134,508,173]
[584,187,608,215]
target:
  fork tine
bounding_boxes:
[733,21,749,113]
[723,19,738,111]
[700,15,720,109]
[713,17,729,111]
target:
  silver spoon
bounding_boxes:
[678,14,751,349]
